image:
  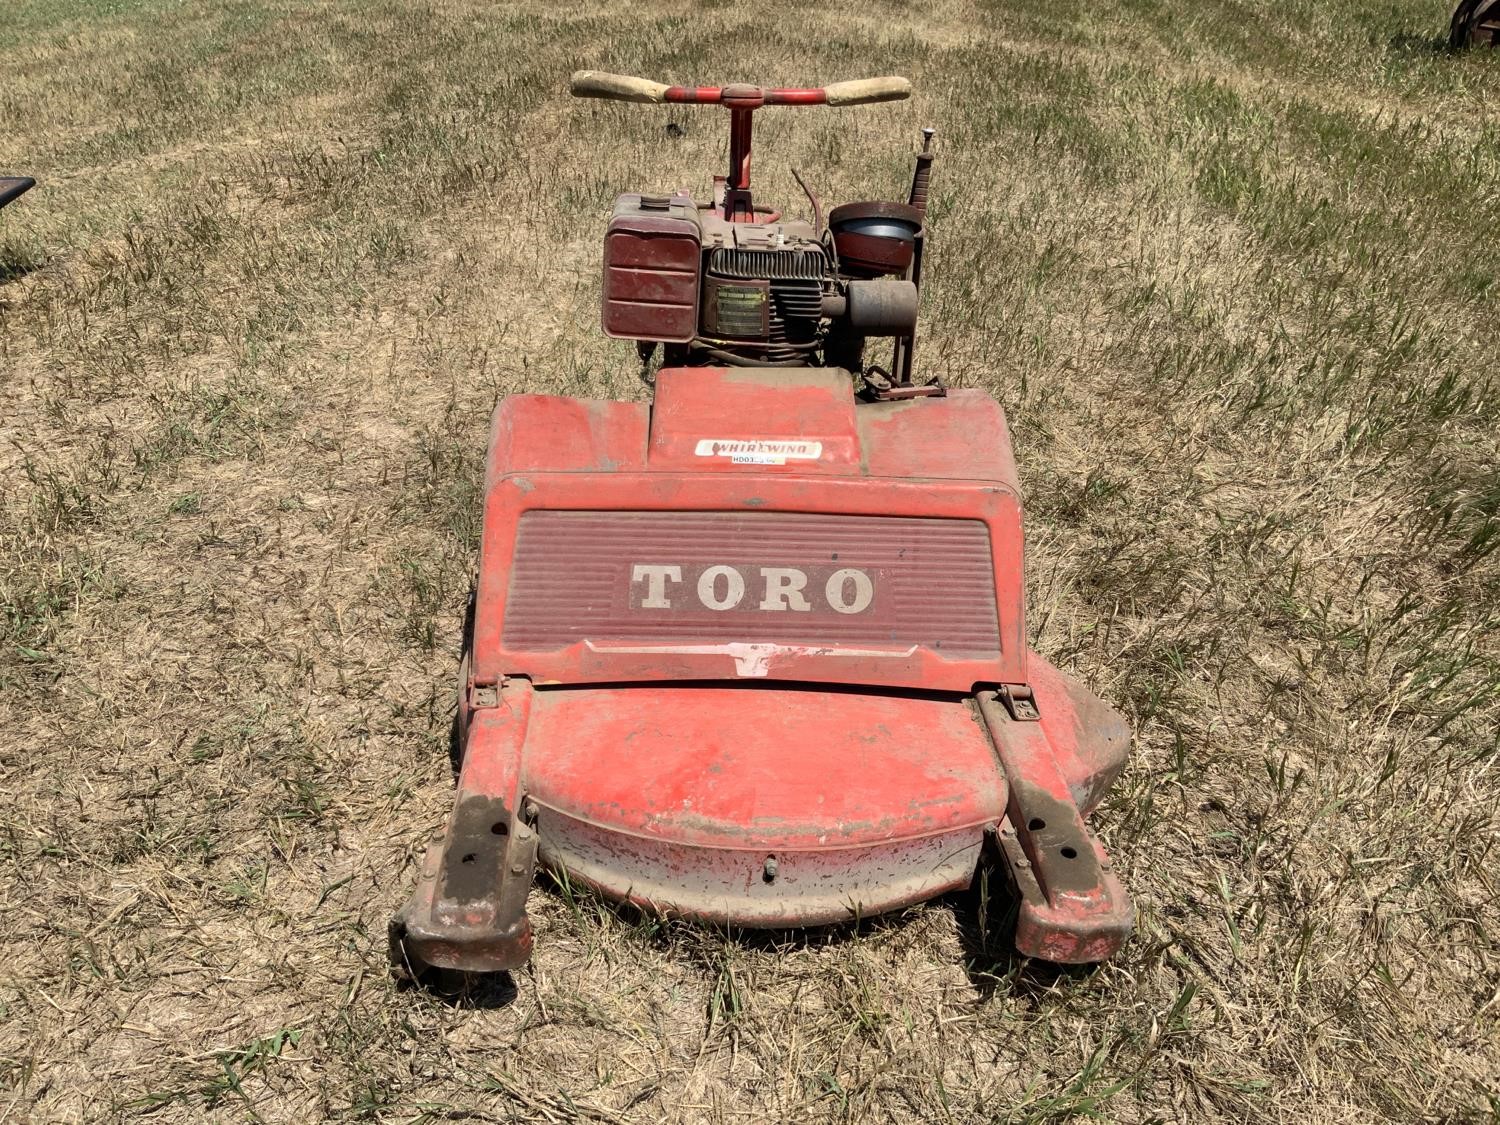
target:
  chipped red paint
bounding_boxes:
[525,684,1005,845]
[663,85,830,106]
[523,684,1005,924]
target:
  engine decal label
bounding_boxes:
[693,439,823,465]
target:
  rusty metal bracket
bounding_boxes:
[389,802,538,976]
[391,678,538,976]
[977,690,1131,963]
[860,366,946,402]
[997,682,1040,722]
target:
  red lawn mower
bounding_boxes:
[391,72,1133,977]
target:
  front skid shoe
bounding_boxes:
[391,680,538,976]
[978,689,1132,963]
[389,807,538,975]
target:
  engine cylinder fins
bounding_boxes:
[772,282,824,325]
[766,281,824,359]
[708,245,827,280]
[704,245,828,362]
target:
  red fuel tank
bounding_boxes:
[602,194,701,342]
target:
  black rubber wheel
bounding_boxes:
[1452,0,1500,48]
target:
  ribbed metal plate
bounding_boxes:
[502,511,1000,654]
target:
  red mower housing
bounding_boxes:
[391,73,1133,977]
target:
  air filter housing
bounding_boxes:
[829,200,921,278]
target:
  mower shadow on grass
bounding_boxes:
[945,877,1105,1002]
[531,864,1102,1004]
[1387,32,1459,56]
[393,963,521,1010]
[0,245,44,285]
[444,586,478,777]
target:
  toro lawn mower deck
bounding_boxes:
[391,72,1133,977]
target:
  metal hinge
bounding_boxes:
[997,683,1040,722]
[469,680,500,710]
[860,366,946,402]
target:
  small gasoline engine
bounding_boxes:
[592,73,937,398]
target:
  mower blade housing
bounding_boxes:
[393,367,1132,972]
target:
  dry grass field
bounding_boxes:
[2,0,1499,1120]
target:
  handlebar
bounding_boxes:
[569,71,911,108]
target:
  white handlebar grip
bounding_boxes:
[823,76,912,106]
[570,71,671,104]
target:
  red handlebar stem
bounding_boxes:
[664,85,829,220]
